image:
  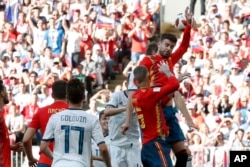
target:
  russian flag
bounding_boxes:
[96,15,115,28]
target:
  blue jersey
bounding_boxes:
[44,28,64,54]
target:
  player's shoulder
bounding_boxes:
[140,54,162,65]
[111,90,126,97]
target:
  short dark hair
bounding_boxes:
[133,65,148,84]
[160,33,177,43]
[146,42,158,55]
[67,78,85,104]
[99,110,105,120]
[30,71,38,77]
[0,80,5,93]
[52,80,67,100]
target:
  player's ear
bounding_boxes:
[157,41,161,48]
[133,79,138,87]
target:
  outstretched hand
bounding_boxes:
[158,61,173,77]
[120,123,130,135]
[28,158,38,167]
[11,142,23,152]
[184,7,196,29]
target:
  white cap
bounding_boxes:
[13,51,20,57]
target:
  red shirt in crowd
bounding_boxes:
[132,76,179,144]
[28,101,68,166]
[131,28,149,53]
[21,104,40,125]
[99,40,115,59]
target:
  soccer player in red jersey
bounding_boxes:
[122,7,196,167]
[0,80,23,167]
[132,63,179,167]
[23,80,68,167]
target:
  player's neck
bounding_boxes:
[68,103,83,110]
[138,81,149,89]
[55,99,67,103]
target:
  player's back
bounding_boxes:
[32,101,68,134]
[28,101,68,165]
[132,88,169,144]
[50,109,105,167]
[107,91,140,147]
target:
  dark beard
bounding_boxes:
[3,97,9,104]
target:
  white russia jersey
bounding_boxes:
[106,91,140,147]
[91,135,110,167]
[43,109,105,167]
[128,71,137,91]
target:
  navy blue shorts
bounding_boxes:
[141,138,173,167]
[38,164,50,167]
[163,106,185,143]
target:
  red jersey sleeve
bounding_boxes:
[154,76,179,100]
[171,25,191,65]
[28,109,41,130]
[139,56,154,70]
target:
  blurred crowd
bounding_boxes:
[1,0,250,166]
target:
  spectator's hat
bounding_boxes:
[195,67,201,71]
[246,128,250,134]
[244,76,250,82]
[3,53,10,59]
[205,36,213,43]
[53,57,60,64]
[110,9,118,14]
[32,6,41,11]
[22,68,29,73]
[26,46,33,53]
[234,14,241,19]
[230,63,240,70]
[13,51,20,58]
[224,112,233,118]
[211,3,217,7]
[241,34,248,40]
[215,13,222,18]
[82,11,89,16]
[199,15,207,22]
[33,57,40,62]
[187,103,195,109]
[93,44,101,51]
[9,74,19,80]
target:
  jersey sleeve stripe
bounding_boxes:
[42,138,54,142]
[96,141,105,146]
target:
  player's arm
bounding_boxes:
[92,155,104,161]
[92,119,112,167]
[171,7,192,64]
[174,91,195,128]
[121,90,134,134]
[157,61,180,97]
[40,116,55,160]
[104,105,126,116]
[22,128,38,165]
[40,140,53,160]
[98,143,112,167]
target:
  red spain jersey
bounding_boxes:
[132,76,180,144]
[29,101,68,165]
[139,25,191,87]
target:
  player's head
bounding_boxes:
[158,33,177,58]
[0,80,9,108]
[146,42,158,56]
[66,78,85,104]
[52,80,67,100]
[133,65,149,86]
[99,110,109,134]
